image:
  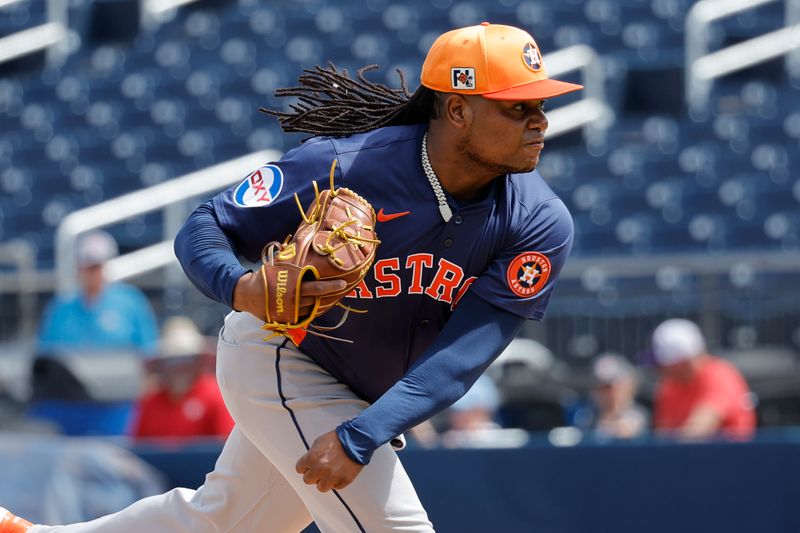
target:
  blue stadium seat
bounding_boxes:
[0,0,46,38]
[572,213,622,255]
[649,0,692,33]
[763,211,800,250]
[2,0,797,268]
[620,20,673,63]
[614,213,655,251]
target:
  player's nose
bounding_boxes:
[528,109,548,132]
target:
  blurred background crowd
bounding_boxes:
[0,0,798,530]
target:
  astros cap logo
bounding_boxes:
[522,42,543,72]
[421,22,583,100]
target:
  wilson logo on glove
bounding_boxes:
[259,159,380,344]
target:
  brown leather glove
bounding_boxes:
[259,159,379,342]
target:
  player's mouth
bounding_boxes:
[524,136,545,148]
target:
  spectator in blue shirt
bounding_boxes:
[38,230,158,356]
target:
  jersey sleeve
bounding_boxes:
[469,196,574,321]
[211,137,341,263]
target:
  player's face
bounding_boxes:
[459,96,548,175]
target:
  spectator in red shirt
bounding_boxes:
[652,319,755,440]
[129,317,234,439]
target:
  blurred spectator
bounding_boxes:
[27,230,158,436]
[441,375,501,448]
[652,319,756,440]
[589,353,648,439]
[129,317,234,439]
[38,230,158,357]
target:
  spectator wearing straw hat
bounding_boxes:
[38,230,158,356]
[129,316,234,439]
[652,319,755,439]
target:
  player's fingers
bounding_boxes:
[316,479,335,493]
[298,302,316,317]
[302,468,318,485]
[298,296,316,308]
[333,479,352,490]
[295,455,309,475]
[301,279,347,297]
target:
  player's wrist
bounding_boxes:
[335,423,374,465]
[232,271,260,316]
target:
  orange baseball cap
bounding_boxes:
[421,22,583,100]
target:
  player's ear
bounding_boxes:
[444,94,472,129]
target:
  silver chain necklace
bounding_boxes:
[421,131,453,223]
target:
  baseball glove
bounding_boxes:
[259,159,379,343]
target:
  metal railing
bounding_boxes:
[55,150,278,293]
[140,0,202,30]
[685,0,800,116]
[544,44,615,148]
[0,0,70,66]
[536,250,800,363]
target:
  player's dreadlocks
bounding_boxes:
[259,63,443,138]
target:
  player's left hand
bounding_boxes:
[295,430,364,493]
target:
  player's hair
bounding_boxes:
[259,63,444,138]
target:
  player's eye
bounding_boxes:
[512,101,546,113]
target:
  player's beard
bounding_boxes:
[457,132,539,177]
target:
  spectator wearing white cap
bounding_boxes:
[589,353,648,439]
[38,230,158,356]
[129,317,234,440]
[652,319,755,439]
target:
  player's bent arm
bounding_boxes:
[174,202,347,320]
[336,291,526,465]
[174,201,249,308]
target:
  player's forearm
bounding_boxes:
[336,292,525,464]
[174,202,249,308]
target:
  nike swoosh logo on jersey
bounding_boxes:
[376,208,411,222]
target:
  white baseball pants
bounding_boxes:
[31,311,434,533]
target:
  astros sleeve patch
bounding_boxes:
[468,197,573,321]
[506,251,551,297]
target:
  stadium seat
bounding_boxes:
[1,0,797,270]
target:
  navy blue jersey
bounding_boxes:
[212,123,573,402]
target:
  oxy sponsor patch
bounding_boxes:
[506,251,550,297]
[233,165,284,207]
